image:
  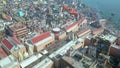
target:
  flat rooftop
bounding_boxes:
[62,55,93,68]
[99,34,117,43]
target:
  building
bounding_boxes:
[77,18,88,29]
[72,38,84,50]
[84,38,91,46]
[69,8,79,16]
[32,57,54,68]
[20,53,43,68]
[62,5,78,16]
[25,41,34,56]
[0,45,7,60]
[49,41,74,58]
[99,34,117,44]
[27,32,55,52]
[65,22,78,33]
[1,37,26,61]
[99,19,107,28]
[61,51,94,68]
[92,28,104,36]
[6,23,28,38]
[61,56,84,68]
[116,38,120,46]
[109,45,120,58]
[62,5,69,11]
[0,55,20,68]
[49,38,85,59]
[77,28,91,39]
[52,28,67,40]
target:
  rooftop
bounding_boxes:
[0,55,19,68]
[92,28,104,33]
[49,38,84,58]
[30,31,54,46]
[8,23,27,31]
[32,57,53,68]
[77,18,87,25]
[0,47,7,59]
[65,22,78,32]
[77,28,91,37]
[62,55,93,68]
[99,34,117,43]
[2,37,24,52]
[31,32,51,44]
[49,41,74,58]
[20,53,43,68]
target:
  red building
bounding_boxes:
[65,22,78,32]
[92,28,104,36]
[77,28,91,39]
[62,5,78,16]
[109,45,120,58]
[1,37,26,61]
[77,18,87,27]
[29,32,55,52]
[0,45,8,59]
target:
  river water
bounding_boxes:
[81,0,120,28]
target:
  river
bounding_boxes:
[81,0,120,29]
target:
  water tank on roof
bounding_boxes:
[53,28,60,35]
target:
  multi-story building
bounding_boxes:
[49,37,85,59]
[109,44,120,68]
[32,57,54,68]
[6,23,28,38]
[99,34,117,44]
[25,41,34,56]
[0,55,20,68]
[109,44,120,58]
[77,18,88,29]
[61,51,94,68]
[20,53,43,68]
[72,38,84,50]
[49,41,74,58]
[26,32,55,52]
[1,37,26,61]
[77,28,91,39]
[92,28,104,36]
[65,22,78,33]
